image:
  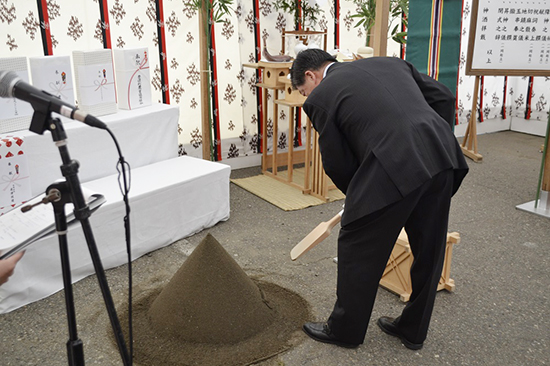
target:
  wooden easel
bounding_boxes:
[461,75,483,162]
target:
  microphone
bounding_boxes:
[0,70,107,130]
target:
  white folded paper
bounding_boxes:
[0,57,33,133]
[114,47,152,110]
[73,49,117,117]
[0,135,31,216]
[29,55,76,106]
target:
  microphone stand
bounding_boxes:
[27,98,131,366]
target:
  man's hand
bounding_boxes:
[0,252,24,286]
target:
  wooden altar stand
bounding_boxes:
[243,61,337,201]
[269,71,337,201]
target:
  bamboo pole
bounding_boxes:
[199,4,211,160]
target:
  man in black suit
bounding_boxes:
[290,49,469,349]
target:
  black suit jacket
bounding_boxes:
[303,57,469,226]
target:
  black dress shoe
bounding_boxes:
[302,322,359,349]
[377,317,423,350]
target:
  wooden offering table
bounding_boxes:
[245,60,337,201]
[271,75,336,201]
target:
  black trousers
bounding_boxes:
[327,169,454,345]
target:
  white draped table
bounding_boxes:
[19,103,180,196]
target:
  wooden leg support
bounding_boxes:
[461,75,483,162]
[379,230,461,302]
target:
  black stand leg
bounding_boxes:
[49,183,85,366]
[31,114,131,366]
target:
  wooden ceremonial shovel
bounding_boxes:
[290,210,343,260]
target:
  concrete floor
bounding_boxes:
[1,130,549,365]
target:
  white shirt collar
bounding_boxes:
[323,62,335,79]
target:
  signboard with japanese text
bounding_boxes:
[466,0,550,76]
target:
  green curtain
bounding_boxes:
[406,0,463,96]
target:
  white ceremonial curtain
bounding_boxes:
[0,0,547,164]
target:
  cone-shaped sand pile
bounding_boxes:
[121,233,312,365]
[148,233,275,344]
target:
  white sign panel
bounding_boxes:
[469,0,550,74]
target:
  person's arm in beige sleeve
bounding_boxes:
[0,251,24,286]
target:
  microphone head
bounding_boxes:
[0,70,20,98]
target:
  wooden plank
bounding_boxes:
[372,0,390,57]
[256,83,284,90]
[461,146,483,162]
[262,170,309,192]
[263,149,307,169]
[274,99,304,108]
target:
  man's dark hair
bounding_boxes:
[290,49,338,89]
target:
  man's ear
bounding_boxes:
[304,70,315,80]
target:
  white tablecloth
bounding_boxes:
[18,103,179,197]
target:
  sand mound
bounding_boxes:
[148,233,275,344]
[119,234,311,365]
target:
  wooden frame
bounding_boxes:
[380,230,460,302]
[268,98,335,201]
[281,29,327,54]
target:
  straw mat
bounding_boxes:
[231,167,345,211]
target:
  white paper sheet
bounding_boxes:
[0,188,106,258]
